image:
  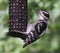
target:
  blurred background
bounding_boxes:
[0,0,60,53]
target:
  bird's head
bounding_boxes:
[35,9,50,22]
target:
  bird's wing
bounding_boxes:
[23,21,47,48]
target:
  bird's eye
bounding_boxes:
[43,11,49,18]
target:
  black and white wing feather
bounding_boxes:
[23,20,47,48]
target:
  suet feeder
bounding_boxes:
[7,0,28,40]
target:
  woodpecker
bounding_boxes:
[13,9,50,48]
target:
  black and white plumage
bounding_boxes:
[13,10,50,48]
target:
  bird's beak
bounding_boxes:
[34,9,39,13]
[34,8,41,14]
[34,9,42,14]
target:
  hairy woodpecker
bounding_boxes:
[13,10,50,48]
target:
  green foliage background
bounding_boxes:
[0,0,60,53]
